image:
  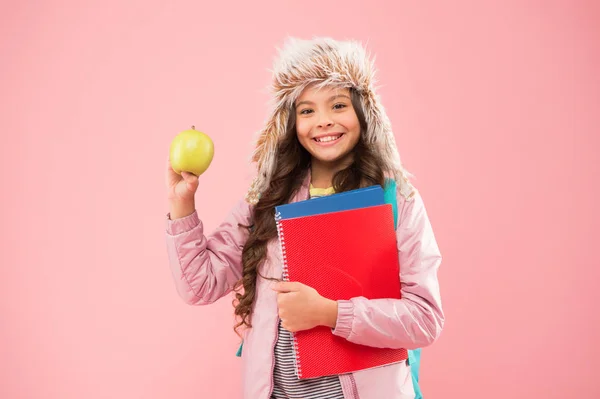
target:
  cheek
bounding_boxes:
[339,113,360,133]
[295,120,311,140]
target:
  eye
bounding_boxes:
[333,103,347,110]
[299,108,313,115]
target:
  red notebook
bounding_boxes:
[276,204,408,379]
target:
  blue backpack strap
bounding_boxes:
[384,179,423,399]
[408,348,423,398]
[383,178,398,227]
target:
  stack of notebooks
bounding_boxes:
[274,185,408,380]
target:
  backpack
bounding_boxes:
[235,179,424,398]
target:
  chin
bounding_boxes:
[311,151,352,165]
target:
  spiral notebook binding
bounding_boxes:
[293,339,303,378]
[274,211,289,281]
[274,210,302,378]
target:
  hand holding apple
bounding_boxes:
[166,126,214,217]
[166,157,199,203]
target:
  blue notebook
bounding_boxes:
[275,185,385,220]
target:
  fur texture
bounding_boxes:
[246,37,414,204]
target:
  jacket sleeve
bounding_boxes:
[165,198,252,305]
[332,190,444,349]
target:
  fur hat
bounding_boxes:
[245,36,414,204]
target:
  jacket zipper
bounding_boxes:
[267,316,280,398]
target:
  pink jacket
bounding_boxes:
[165,174,444,399]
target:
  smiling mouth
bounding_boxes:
[313,134,344,143]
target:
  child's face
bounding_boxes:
[294,85,361,168]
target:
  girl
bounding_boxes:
[165,37,444,399]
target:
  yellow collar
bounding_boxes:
[309,184,335,196]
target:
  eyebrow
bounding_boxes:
[296,94,351,108]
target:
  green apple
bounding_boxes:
[169,126,214,176]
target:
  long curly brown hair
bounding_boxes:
[232,88,388,336]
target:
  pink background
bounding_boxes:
[1,0,598,398]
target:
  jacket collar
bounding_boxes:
[290,170,311,204]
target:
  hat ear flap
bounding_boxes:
[359,91,381,145]
[360,90,416,200]
[246,106,290,204]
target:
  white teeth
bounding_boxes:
[315,135,342,143]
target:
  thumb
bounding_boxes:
[272,281,301,293]
[181,171,199,190]
[181,171,198,183]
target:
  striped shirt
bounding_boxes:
[271,184,344,399]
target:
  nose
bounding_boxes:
[317,114,334,128]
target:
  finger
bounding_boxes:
[272,282,291,292]
[281,322,297,333]
[272,281,301,292]
[181,171,199,184]
[276,291,286,305]
[180,172,198,193]
[180,171,196,179]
